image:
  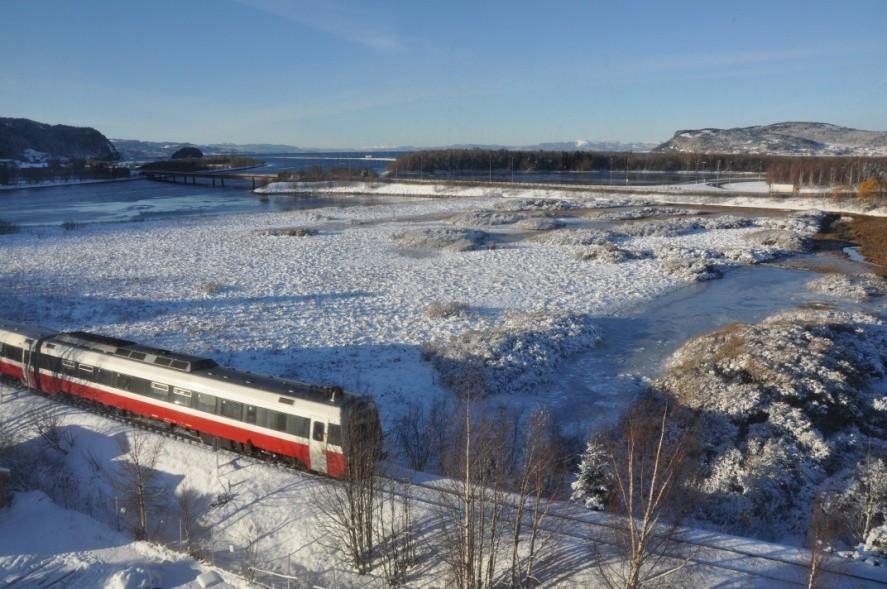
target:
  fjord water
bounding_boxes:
[0,152,400,226]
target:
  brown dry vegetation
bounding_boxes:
[847,216,887,269]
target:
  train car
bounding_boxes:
[0,320,381,477]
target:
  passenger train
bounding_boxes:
[0,320,381,477]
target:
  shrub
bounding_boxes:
[858,177,883,199]
[424,300,469,319]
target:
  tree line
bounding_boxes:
[138,155,261,172]
[387,148,887,188]
[0,160,130,185]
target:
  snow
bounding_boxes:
[806,273,887,301]
[2,185,885,585]
[0,192,803,417]
[0,489,241,589]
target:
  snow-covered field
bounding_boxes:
[0,191,837,428]
[1,187,885,586]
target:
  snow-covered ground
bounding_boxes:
[0,192,835,429]
[2,187,885,586]
[4,388,887,588]
[0,488,242,589]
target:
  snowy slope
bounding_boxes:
[0,490,241,589]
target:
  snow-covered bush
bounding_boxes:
[614,217,705,238]
[514,217,565,231]
[537,228,616,246]
[389,227,489,251]
[589,207,698,222]
[494,198,578,211]
[654,246,722,282]
[700,215,755,230]
[807,273,887,302]
[423,311,600,396]
[574,243,639,264]
[650,309,887,539]
[255,226,318,237]
[743,229,810,253]
[446,210,525,227]
[425,300,470,319]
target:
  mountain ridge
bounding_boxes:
[0,117,119,162]
[655,121,887,156]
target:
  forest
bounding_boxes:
[388,149,887,189]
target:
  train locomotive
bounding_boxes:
[0,320,381,477]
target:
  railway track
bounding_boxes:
[5,382,887,588]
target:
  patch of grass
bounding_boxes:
[848,216,887,270]
[256,227,318,237]
[425,300,469,319]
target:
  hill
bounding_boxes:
[656,122,887,156]
[0,117,119,163]
[112,139,302,161]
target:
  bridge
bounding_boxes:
[140,169,278,189]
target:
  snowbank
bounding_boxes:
[423,311,601,396]
[655,309,887,538]
[807,273,887,301]
[389,226,490,251]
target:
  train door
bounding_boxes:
[22,339,34,389]
[309,419,328,474]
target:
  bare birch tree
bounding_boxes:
[375,474,417,587]
[807,492,840,589]
[507,408,565,587]
[438,394,517,589]
[593,399,697,589]
[314,405,383,574]
[114,430,166,540]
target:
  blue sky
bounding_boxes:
[1,0,885,148]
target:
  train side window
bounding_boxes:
[327,424,342,447]
[286,415,310,438]
[62,359,76,371]
[172,388,192,406]
[78,364,94,374]
[263,410,287,432]
[312,421,325,443]
[116,373,132,391]
[244,405,257,424]
[197,393,217,414]
[220,399,243,421]
[149,382,169,401]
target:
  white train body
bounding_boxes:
[0,320,380,477]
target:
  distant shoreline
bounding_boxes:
[0,176,139,192]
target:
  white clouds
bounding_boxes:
[233,0,404,51]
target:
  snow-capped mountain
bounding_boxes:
[655,122,887,156]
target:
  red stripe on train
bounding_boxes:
[0,359,345,477]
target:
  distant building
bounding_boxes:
[769,183,797,194]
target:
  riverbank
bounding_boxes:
[256,178,887,217]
